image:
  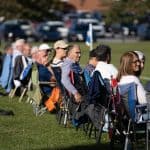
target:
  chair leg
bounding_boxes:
[26,97,30,103]
[124,119,131,150]
[146,122,149,150]
[9,87,18,98]
[89,123,93,138]
[19,88,27,102]
[96,124,104,144]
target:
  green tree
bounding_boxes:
[102,0,150,24]
[0,0,64,21]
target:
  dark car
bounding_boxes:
[2,23,27,41]
[137,23,150,40]
[35,23,62,42]
[68,23,88,42]
[68,23,97,42]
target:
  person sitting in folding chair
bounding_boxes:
[13,42,32,97]
[93,44,118,132]
[51,40,69,93]
[61,44,87,103]
[117,51,147,105]
[61,44,88,126]
[115,51,150,150]
[83,48,98,86]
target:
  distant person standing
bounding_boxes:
[0,43,13,93]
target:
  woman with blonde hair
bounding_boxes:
[117,51,147,104]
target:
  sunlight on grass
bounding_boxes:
[0,41,149,150]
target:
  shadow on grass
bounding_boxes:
[31,143,121,150]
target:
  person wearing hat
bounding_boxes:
[134,50,145,77]
[35,43,55,96]
[39,43,51,51]
[47,40,68,94]
[51,40,68,67]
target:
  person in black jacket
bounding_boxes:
[13,43,31,94]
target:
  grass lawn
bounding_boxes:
[0,41,150,150]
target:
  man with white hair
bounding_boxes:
[36,43,54,96]
[13,42,31,90]
[12,39,25,67]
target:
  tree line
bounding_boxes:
[0,0,149,23]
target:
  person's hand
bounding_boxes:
[50,76,56,87]
[14,80,21,88]
[74,92,82,103]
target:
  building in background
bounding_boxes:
[61,0,111,12]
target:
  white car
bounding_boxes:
[78,18,106,38]
[46,21,69,40]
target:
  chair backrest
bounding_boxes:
[51,66,65,94]
[119,82,137,121]
[31,63,39,85]
[29,63,43,105]
[87,70,110,108]
[110,77,120,113]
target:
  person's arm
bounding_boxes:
[135,78,147,104]
[61,61,78,95]
[13,56,23,87]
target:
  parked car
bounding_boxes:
[68,20,105,42]
[68,23,89,42]
[35,23,62,42]
[17,19,38,41]
[1,19,38,42]
[2,22,27,41]
[137,23,150,40]
[46,21,69,40]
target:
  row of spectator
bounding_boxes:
[0,38,150,114]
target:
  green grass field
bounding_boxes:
[0,41,150,150]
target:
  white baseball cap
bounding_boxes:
[134,50,145,60]
[39,43,51,51]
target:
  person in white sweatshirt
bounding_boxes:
[117,51,147,104]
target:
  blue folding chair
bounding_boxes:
[118,82,150,150]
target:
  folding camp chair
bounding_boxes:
[27,63,56,116]
[56,91,72,127]
[56,68,88,128]
[84,71,111,144]
[110,82,150,150]
[9,82,30,102]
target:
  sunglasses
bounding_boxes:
[60,47,67,50]
[132,59,140,64]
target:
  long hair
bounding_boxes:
[117,51,138,81]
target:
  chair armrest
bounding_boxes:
[135,103,150,122]
[136,104,147,108]
[39,81,57,87]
